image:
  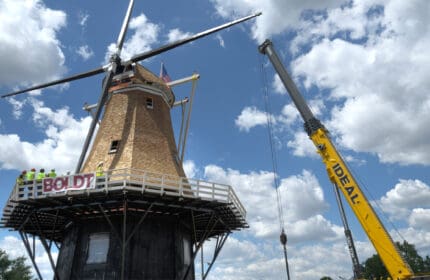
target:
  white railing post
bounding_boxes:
[12,183,17,201]
[104,172,108,192]
[33,181,36,198]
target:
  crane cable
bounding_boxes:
[259,55,291,280]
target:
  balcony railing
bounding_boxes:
[10,168,246,219]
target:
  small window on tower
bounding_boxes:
[86,233,110,264]
[109,140,120,154]
[146,97,153,109]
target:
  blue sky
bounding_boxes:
[1,0,430,279]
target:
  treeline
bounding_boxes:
[321,241,430,280]
[362,241,430,279]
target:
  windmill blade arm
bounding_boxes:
[1,66,106,98]
[128,12,262,63]
[75,68,115,173]
[115,0,135,55]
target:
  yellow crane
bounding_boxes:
[259,39,430,280]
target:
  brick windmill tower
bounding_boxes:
[1,2,260,279]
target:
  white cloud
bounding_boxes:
[203,165,339,242]
[210,237,262,265]
[378,179,430,221]
[0,98,92,174]
[201,163,345,280]
[290,1,430,165]
[208,238,360,280]
[183,159,198,178]
[216,34,225,48]
[289,242,355,279]
[288,215,343,243]
[280,170,329,221]
[289,1,380,54]
[0,235,28,261]
[0,0,66,87]
[272,74,287,95]
[208,257,286,280]
[7,97,26,119]
[395,227,430,257]
[286,131,318,158]
[106,13,160,62]
[235,100,324,158]
[204,164,279,238]
[208,256,286,280]
[0,235,56,280]
[215,0,430,166]
[166,28,193,43]
[235,106,272,132]
[409,208,430,231]
[76,45,94,61]
[368,178,430,256]
[210,0,346,42]
[277,96,324,126]
[78,11,89,27]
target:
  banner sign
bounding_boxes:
[43,173,96,193]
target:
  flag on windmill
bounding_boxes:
[159,62,172,83]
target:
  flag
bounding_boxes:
[160,62,171,83]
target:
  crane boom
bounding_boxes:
[258,39,430,280]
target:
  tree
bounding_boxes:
[362,241,430,279]
[0,249,33,280]
[362,253,388,279]
[425,256,430,271]
[320,277,333,280]
[399,240,428,273]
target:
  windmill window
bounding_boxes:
[146,97,153,109]
[86,233,110,264]
[109,140,120,154]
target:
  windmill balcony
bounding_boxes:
[2,168,248,242]
[13,169,243,213]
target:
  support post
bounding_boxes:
[203,232,230,279]
[19,231,43,280]
[201,244,204,280]
[121,199,128,280]
[182,213,218,280]
[31,215,60,280]
[125,203,153,245]
[98,204,122,243]
[49,210,60,249]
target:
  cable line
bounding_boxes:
[259,55,291,280]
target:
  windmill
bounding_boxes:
[1,1,260,279]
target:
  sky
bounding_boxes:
[0,0,430,279]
